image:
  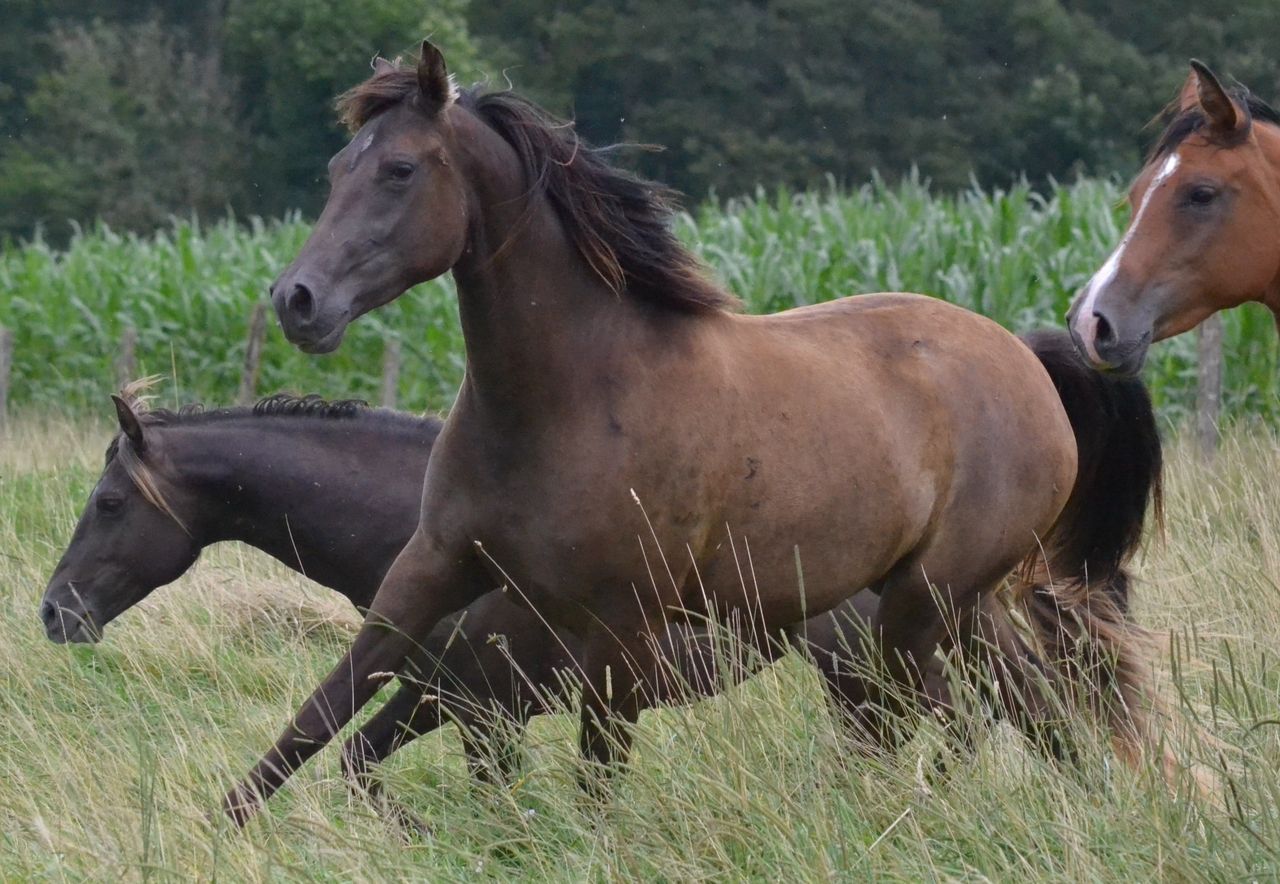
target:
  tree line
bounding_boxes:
[0,0,1274,243]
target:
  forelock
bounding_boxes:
[336,60,457,133]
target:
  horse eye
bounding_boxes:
[385,162,416,182]
[97,497,124,515]
[1186,185,1218,207]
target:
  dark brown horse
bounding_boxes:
[1067,60,1280,373]
[227,44,1164,825]
[40,393,436,644]
[43,390,880,791]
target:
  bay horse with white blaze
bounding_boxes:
[225,43,1164,825]
[1068,60,1280,374]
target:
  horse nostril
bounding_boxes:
[39,599,55,626]
[286,283,316,323]
[1093,311,1115,347]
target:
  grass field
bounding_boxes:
[2,416,1279,880]
[4,176,1280,425]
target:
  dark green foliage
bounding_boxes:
[0,0,476,239]
[0,20,243,243]
[0,1,1278,234]
[471,0,1277,197]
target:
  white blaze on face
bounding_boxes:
[343,130,378,173]
[1073,151,1181,363]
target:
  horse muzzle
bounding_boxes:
[1066,294,1152,376]
[39,597,102,644]
[270,276,352,354]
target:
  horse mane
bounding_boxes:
[251,393,369,419]
[1148,86,1280,162]
[104,386,438,533]
[336,65,739,314]
[111,389,380,432]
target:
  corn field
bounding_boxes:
[3,175,1277,422]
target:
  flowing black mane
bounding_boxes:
[1149,87,1280,161]
[337,67,739,314]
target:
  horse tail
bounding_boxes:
[1014,328,1165,769]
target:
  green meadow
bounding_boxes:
[1,421,1278,879]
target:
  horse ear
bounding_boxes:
[1190,59,1244,132]
[372,55,396,76]
[417,40,454,112]
[111,394,146,453]
[1175,67,1201,112]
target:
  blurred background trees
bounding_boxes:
[0,0,1275,242]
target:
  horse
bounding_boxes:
[1067,60,1280,374]
[39,387,882,804]
[226,43,1164,825]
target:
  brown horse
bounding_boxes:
[225,43,1163,825]
[1067,60,1280,373]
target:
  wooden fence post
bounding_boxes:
[115,326,137,390]
[238,302,269,405]
[0,326,12,430]
[381,338,401,409]
[1196,313,1223,462]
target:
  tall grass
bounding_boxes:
[2,419,1278,879]
[3,177,1278,422]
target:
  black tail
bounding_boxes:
[1014,328,1164,765]
[1022,328,1163,607]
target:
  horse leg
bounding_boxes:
[342,681,443,796]
[339,696,531,835]
[800,587,1028,776]
[968,592,1076,765]
[914,596,1005,767]
[841,572,984,755]
[340,680,444,836]
[221,534,480,826]
[897,586,1078,769]
[649,621,757,705]
[786,590,881,735]
[576,621,660,796]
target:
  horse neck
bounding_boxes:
[163,418,428,608]
[448,119,659,424]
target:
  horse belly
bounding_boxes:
[682,407,937,626]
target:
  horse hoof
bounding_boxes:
[222,786,260,828]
